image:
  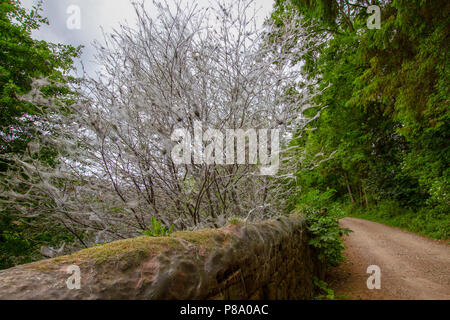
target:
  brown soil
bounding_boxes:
[328,217,450,300]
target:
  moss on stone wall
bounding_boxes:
[0,215,324,300]
[24,236,184,271]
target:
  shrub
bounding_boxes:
[305,209,352,267]
[141,217,174,237]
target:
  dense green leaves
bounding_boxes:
[0,0,81,269]
[0,0,81,159]
[306,209,352,267]
[274,0,449,239]
[141,217,175,237]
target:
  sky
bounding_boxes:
[20,0,276,76]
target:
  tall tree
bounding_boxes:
[272,0,449,222]
[0,0,81,269]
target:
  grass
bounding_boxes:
[346,201,449,241]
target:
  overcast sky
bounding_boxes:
[20,0,276,76]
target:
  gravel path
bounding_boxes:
[328,217,450,300]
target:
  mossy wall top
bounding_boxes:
[0,214,324,300]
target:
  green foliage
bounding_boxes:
[349,201,450,240]
[0,215,76,270]
[141,217,175,237]
[296,188,338,212]
[0,0,81,270]
[293,185,351,269]
[305,208,352,268]
[272,0,449,243]
[312,276,335,300]
[0,0,81,158]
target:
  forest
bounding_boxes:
[0,0,448,271]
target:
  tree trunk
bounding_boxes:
[344,172,355,205]
[363,184,369,208]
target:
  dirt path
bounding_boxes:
[328,217,450,300]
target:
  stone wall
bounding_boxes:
[0,213,324,300]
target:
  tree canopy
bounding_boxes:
[0,0,81,269]
[272,0,449,238]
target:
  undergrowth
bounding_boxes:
[347,200,449,240]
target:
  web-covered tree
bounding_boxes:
[2,0,326,254]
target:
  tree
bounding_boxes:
[0,0,80,161]
[0,0,81,269]
[2,0,324,250]
[272,0,449,237]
